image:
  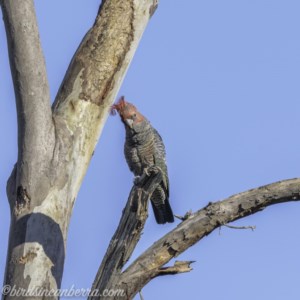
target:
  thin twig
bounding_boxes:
[174,210,193,221]
[223,224,256,231]
[158,261,195,276]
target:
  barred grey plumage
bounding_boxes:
[111,97,174,224]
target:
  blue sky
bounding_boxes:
[1,1,300,299]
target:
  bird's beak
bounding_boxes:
[125,118,134,128]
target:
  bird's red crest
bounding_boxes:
[110,96,143,123]
[110,96,127,116]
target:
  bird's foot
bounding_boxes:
[134,167,162,187]
[144,166,160,176]
[134,171,150,185]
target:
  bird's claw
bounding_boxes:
[134,167,161,186]
[144,166,159,176]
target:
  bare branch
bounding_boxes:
[114,178,300,298]
[174,210,193,221]
[158,261,195,276]
[138,290,144,300]
[52,0,159,153]
[89,171,163,299]
[1,0,54,208]
[222,224,256,231]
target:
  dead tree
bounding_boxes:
[0,1,299,299]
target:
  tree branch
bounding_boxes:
[110,178,300,298]
[222,224,256,231]
[52,0,159,166]
[1,0,54,209]
[157,260,195,276]
[89,171,163,299]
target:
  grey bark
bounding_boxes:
[1,0,54,210]
[1,0,56,296]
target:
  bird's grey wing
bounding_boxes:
[152,128,169,196]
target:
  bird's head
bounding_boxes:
[111,96,146,132]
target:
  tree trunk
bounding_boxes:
[1,0,158,299]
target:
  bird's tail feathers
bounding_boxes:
[151,198,174,224]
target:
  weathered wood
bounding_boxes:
[89,171,162,299]
[112,178,300,298]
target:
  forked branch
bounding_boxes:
[93,178,300,299]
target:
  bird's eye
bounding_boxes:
[132,113,137,119]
